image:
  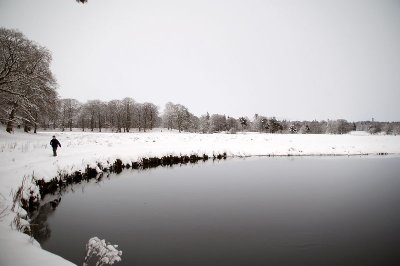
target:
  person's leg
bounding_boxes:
[53,147,57,156]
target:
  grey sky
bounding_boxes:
[1,0,399,121]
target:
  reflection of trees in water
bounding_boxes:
[29,173,116,244]
[29,177,107,244]
[30,198,61,243]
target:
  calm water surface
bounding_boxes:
[32,156,400,266]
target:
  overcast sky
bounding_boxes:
[1,0,399,121]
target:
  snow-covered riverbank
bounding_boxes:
[1,129,400,266]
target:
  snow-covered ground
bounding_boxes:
[1,128,400,266]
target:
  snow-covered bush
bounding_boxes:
[83,237,122,266]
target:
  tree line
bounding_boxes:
[50,98,160,133]
[1,27,399,135]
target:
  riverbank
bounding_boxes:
[1,129,400,266]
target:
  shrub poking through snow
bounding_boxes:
[9,176,39,236]
[11,175,40,212]
[83,237,122,266]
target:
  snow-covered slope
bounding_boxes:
[1,129,400,266]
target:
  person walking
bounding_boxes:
[50,136,61,156]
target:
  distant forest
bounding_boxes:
[1,27,399,135]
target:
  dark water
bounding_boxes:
[32,156,400,266]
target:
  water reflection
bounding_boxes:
[30,198,61,243]
[31,157,400,266]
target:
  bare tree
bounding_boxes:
[60,99,80,131]
[268,117,283,133]
[132,102,143,132]
[121,97,134,132]
[226,116,239,132]
[188,114,200,132]
[252,116,269,132]
[326,119,352,134]
[238,117,248,131]
[162,102,176,130]
[0,28,58,133]
[174,104,191,132]
[142,102,158,131]
[199,113,210,133]
[79,100,106,132]
[210,114,227,132]
[148,103,159,130]
[107,100,124,132]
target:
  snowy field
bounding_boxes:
[1,128,400,266]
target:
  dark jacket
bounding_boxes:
[50,138,61,148]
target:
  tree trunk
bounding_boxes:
[150,112,153,130]
[90,114,94,132]
[98,114,101,132]
[24,121,29,132]
[61,117,65,131]
[34,111,38,133]
[138,114,141,132]
[81,117,85,131]
[6,108,16,133]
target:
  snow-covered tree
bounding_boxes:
[368,122,382,134]
[174,104,190,132]
[226,116,239,132]
[252,116,269,132]
[162,102,176,130]
[199,113,210,133]
[393,123,400,135]
[268,117,282,133]
[238,117,248,131]
[188,113,200,132]
[79,100,103,132]
[161,102,191,132]
[380,122,400,135]
[59,99,80,131]
[299,124,311,134]
[326,119,352,134]
[107,100,124,132]
[130,102,141,131]
[142,102,158,131]
[210,114,227,132]
[307,120,326,134]
[121,97,135,132]
[39,97,60,130]
[0,28,58,133]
